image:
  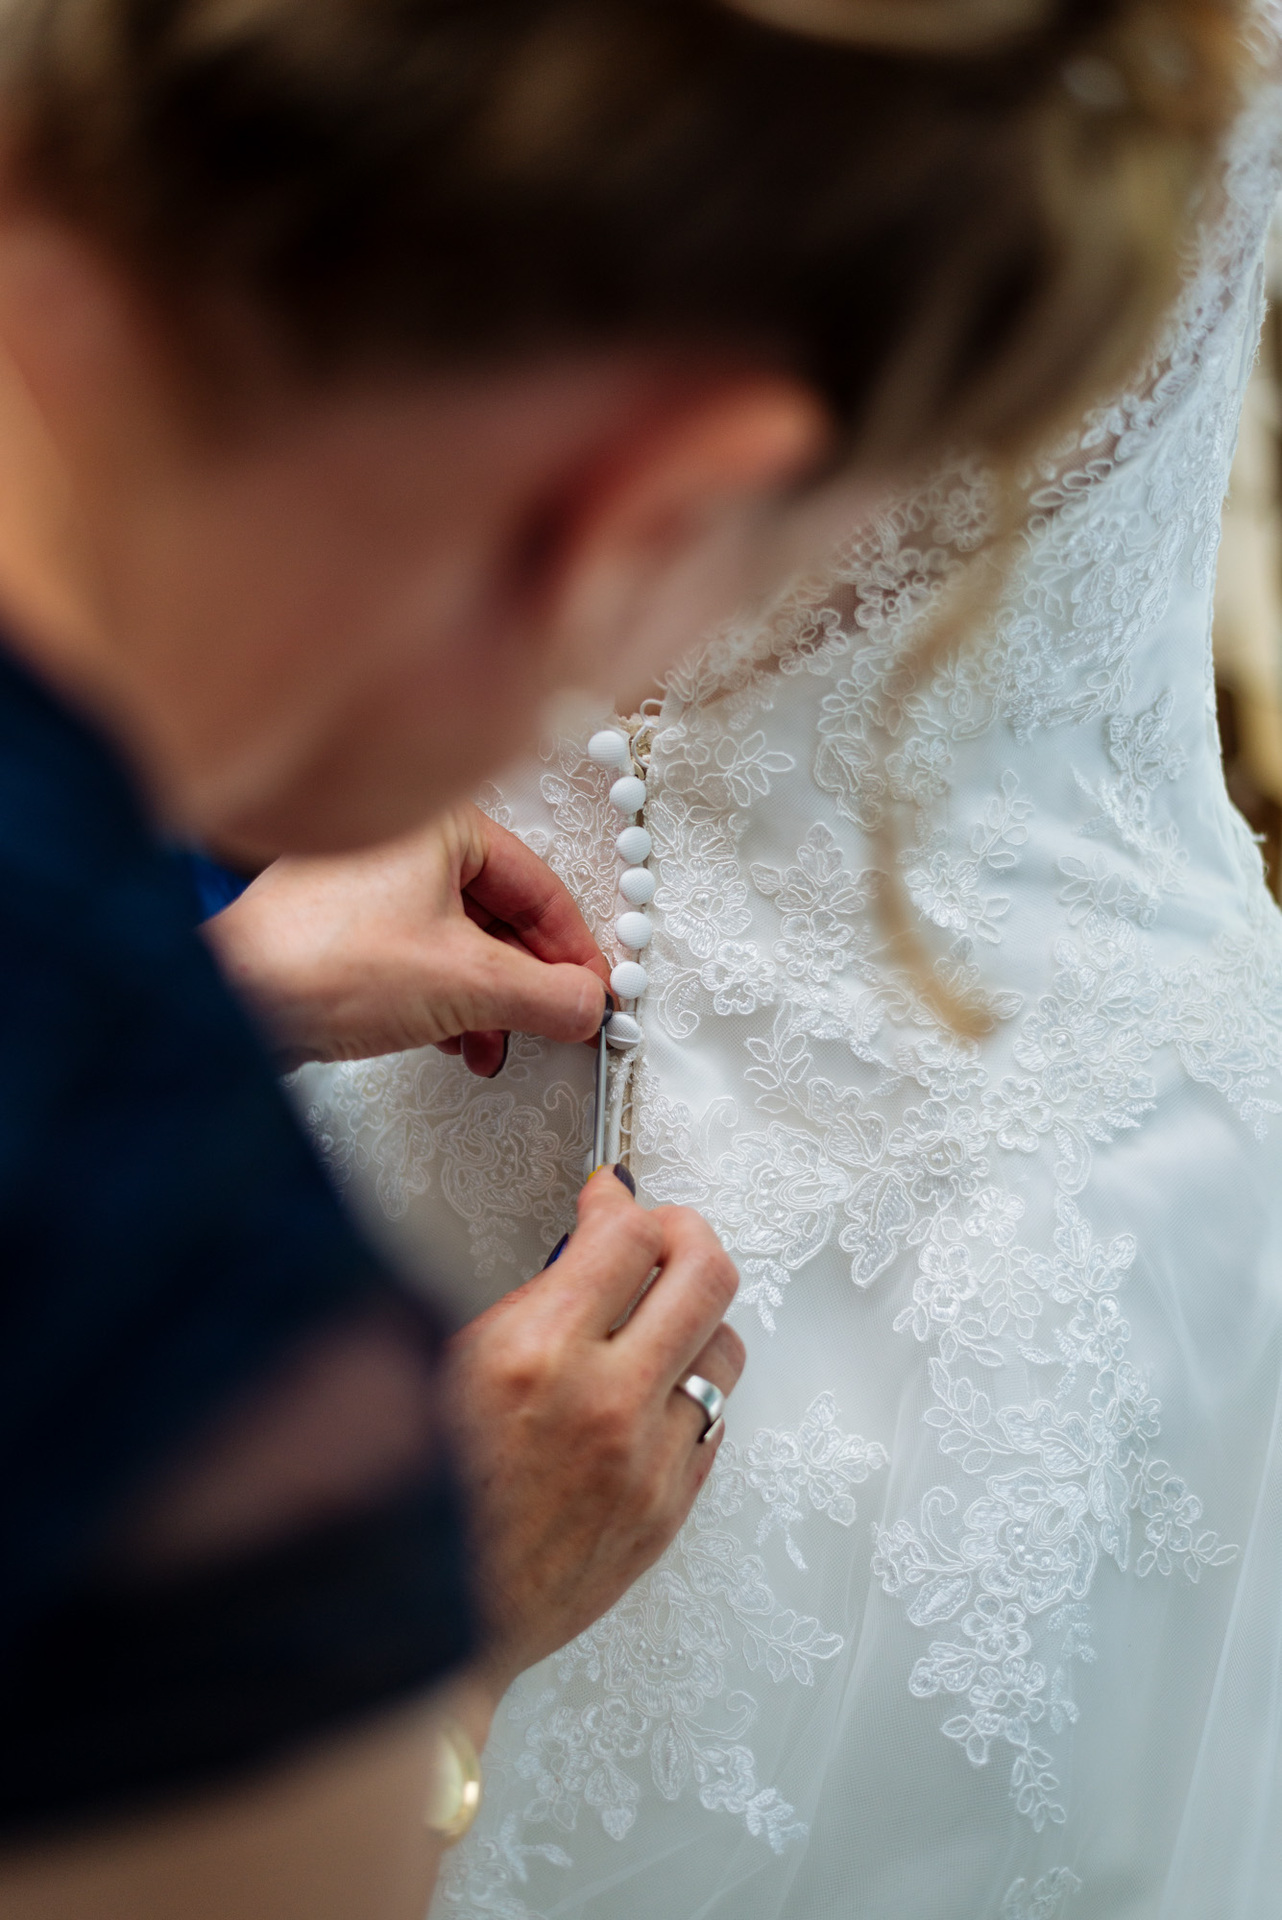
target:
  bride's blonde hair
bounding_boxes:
[0,0,1246,471]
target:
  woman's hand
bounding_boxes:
[444,1165,746,1693]
[204,804,610,1072]
[0,1170,742,1920]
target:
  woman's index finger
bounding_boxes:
[465,814,607,972]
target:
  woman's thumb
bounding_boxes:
[466,942,607,1044]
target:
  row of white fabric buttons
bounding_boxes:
[589,728,653,1015]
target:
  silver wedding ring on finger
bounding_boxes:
[677,1372,726,1445]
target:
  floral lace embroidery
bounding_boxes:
[538,735,621,949]
[903,771,1034,946]
[637,906,1248,1833]
[874,1195,1234,1830]
[300,1033,582,1277]
[1072,691,1189,907]
[751,824,875,984]
[742,1390,888,1570]
[631,162,1274,1852]
[1157,824,1282,1135]
[301,51,1282,1920]
[436,1397,886,1918]
[1000,1868,1083,1920]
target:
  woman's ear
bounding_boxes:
[540,374,832,700]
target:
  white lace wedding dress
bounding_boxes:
[296,41,1282,1920]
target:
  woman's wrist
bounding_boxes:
[203,889,330,1066]
[435,1668,503,1758]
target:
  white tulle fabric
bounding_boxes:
[295,49,1282,1920]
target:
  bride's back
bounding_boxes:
[295,16,1282,1920]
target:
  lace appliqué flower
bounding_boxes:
[875,1198,1236,1832]
[437,1396,886,1920]
[1000,1867,1083,1920]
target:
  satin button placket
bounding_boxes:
[588,728,654,1009]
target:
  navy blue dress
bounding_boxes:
[0,645,472,1834]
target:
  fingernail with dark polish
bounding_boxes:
[542,1232,570,1269]
[486,1033,510,1080]
[612,1164,636,1196]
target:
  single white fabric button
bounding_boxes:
[616,911,653,950]
[605,1011,643,1048]
[587,729,631,771]
[609,775,646,815]
[610,960,649,999]
[616,825,652,864]
[619,867,656,905]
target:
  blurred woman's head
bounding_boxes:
[0,0,1245,848]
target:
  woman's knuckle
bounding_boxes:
[489,1339,544,1403]
[666,1203,705,1241]
[624,1211,664,1267]
[666,1213,735,1284]
[689,1241,737,1308]
[579,1386,637,1466]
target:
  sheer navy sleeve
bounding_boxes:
[181,846,253,919]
